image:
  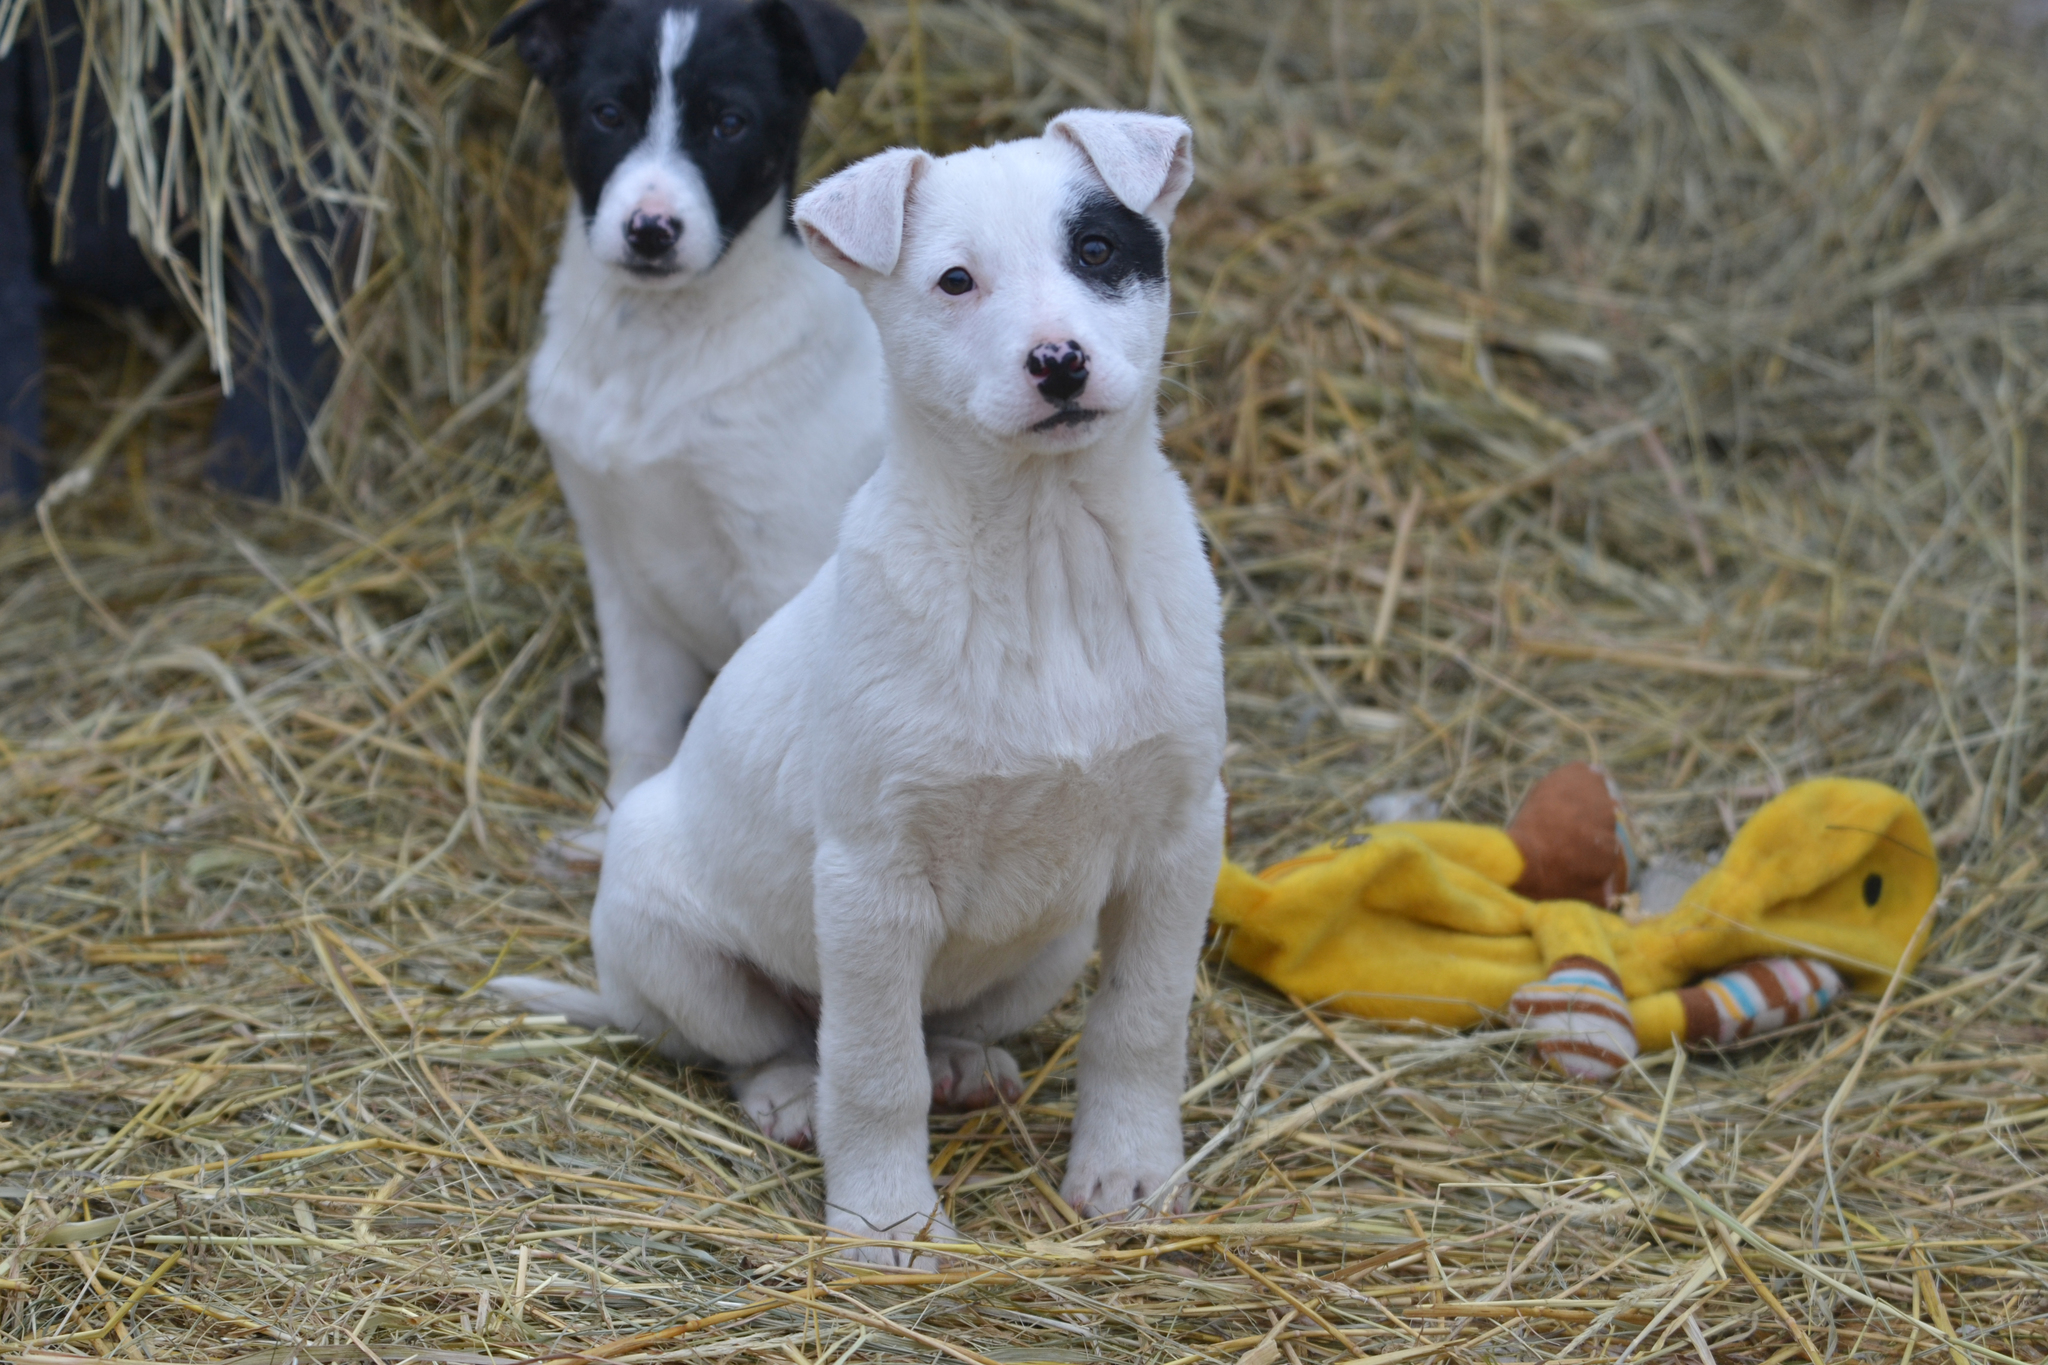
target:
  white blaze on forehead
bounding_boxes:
[647,9,698,158]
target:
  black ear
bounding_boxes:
[489,0,603,84]
[760,0,867,94]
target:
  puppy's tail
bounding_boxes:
[486,975,616,1032]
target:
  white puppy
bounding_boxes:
[494,109,1226,1263]
[492,0,884,865]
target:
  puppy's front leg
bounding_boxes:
[589,548,712,806]
[1063,781,1228,1220]
[539,540,708,875]
[812,852,956,1266]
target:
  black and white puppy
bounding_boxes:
[490,0,880,866]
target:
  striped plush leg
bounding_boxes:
[1677,958,1843,1049]
[1508,956,1638,1081]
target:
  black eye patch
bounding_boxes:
[1060,191,1165,296]
[1862,873,1882,907]
[676,8,819,247]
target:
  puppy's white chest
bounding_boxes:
[533,334,784,662]
[924,735,1197,895]
[526,224,883,664]
[906,735,1204,1000]
[529,284,802,492]
[530,292,751,473]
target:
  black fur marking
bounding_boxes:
[495,0,865,247]
[758,0,866,94]
[1059,190,1166,297]
[490,0,604,85]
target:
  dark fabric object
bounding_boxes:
[0,42,45,508]
[2,0,350,506]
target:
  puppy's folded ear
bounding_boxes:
[761,0,868,94]
[794,147,932,278]
[1047,109,1196,228]
[489,0,602,84]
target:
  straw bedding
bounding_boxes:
[3,0,2046,1360]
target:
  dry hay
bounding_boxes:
[3,0,2048,1361]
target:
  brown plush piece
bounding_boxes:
[1507,762,1629,906]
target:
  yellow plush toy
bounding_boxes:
[1210,768,1940,1078]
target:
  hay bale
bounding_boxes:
[1,0,2044,1360]
[0,0,398,381]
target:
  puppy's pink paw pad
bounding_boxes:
[732,1057,818,1148]
[926,1037,1022,1112]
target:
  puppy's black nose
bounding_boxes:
[625,211,682,259]
[1027,341,1089,403]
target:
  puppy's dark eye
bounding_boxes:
[937,267,975,296]
[713,110,748,140]
[1076,234,1114,267]
[591,101,625,131]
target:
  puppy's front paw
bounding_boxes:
[534,823,606,880]
[1061,1139,1186,1220]
[826,1209,961,1269]
[927,1036,1022,1111]
[731,1056,818,1148]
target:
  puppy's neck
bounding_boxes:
[877,391,1168,564]
[856,391,1181,670]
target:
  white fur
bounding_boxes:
[528,192,885,856]
[496,111,1223,1265]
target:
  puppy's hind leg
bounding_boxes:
[643,961,820,1149]
[924,925,1094,1111]
[593,893,820,1146]
[731,1052,820,1150]
[923,1036,1021,1113]
[496,937,820,1146]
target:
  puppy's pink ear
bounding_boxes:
[1047,109,1195,227]
[794,148,932,278]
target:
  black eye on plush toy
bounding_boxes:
[1863,873,1883,907]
